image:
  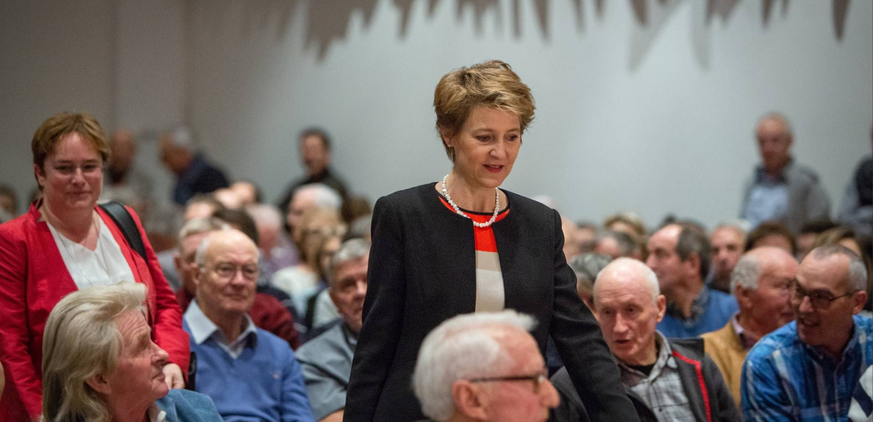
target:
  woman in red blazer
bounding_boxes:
[0,112,189,421]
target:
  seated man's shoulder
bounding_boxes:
[158,389,223,422]
[746,322,800,364]
[295,321,344,361]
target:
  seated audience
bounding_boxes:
[231,180,262,207]
[340,195,371,225]
[159,125,229,206]
[742,245,871,421]
[796,220,838,260]
[271,206,346,319]
[42,283,222,422]
[569,253,613,310]
[837,125,872,239]
[0,183,18,217]
[247,203,299,280]
[646,223,738,337]
[412,311,560,422]
[183,229,314,421]
[745,221,797,255]
[306,236,343,331]
[701,246,798,407]
[708,222,747,293]
[284,183,343,236]
[574,221,598,254]
[604,212,648,259]
[277,128,349,217]
[594,230,640,260]
[101,129,154,221]
[174,217,300,348]
[296,239,369,421]
[551,258,739,422]
[562,217,582,261]
[158,194,227,292]
[811,226,873,312]
[213,187,245,210]
[740,112,830,233]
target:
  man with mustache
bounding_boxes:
[742,245,871,421]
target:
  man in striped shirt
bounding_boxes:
[742,245,872,421]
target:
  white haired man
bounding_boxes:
[247,203,299,278]
[701,246,798,407]
[742,245,871,421]
[42,283,222,422]
[412,311,560,422]
[295,238,370,421]
[552,258,740,422]
[183,229,314,421]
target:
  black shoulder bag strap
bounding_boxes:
[98,201,147,261]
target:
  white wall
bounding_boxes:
[1,0,871,230]
[188,0,873,229]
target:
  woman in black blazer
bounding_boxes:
[345,61,639,422]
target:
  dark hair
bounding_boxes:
[676,223,711,281]
[746,221,797,255]
[341,196,372,224]
[212,209,259,245]
[299,127,331,151]
[800,220,838,236]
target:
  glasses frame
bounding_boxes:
[205,262,260,281]
[791,280,855,310]
[468,370,548,394]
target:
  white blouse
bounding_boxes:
[47,217,136,290]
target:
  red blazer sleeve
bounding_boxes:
[0,218,43,419]
[125,207,190,375]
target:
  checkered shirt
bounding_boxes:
[618,331,696,422]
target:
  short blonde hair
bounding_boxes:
[434,60,535,161]
[42,283,147,422]
[32,112,110,171]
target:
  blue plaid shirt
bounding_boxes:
[741,316,873,421]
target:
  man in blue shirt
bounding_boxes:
[742,245,872,421]
[740,113,830,234]
[184,228,314,422]
[646,223,738,338]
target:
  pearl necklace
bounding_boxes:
[442,174,500,228]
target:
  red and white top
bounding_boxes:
[439,196,510,312]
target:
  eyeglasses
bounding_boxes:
[208,263,259,281]
[468,369,549,394]
[791,281,855,309]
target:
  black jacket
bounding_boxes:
[550,337,742,422]
[345,184,639,422]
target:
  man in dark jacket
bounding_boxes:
[551,258,740,422]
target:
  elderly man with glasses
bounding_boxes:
[183,228,314,422]
[742,244,872,421]
[411,310,560,422]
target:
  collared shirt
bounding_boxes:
[742,316,873,422]
[618,331,696,422]
[732,312,760,350]
[744,169,789,228]
[184,300,258,359]
[296,321,358,420]
[659,286,738,338]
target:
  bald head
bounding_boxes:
[196,229,259,267]
[594,258,660,305]
[732,246,797,292]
